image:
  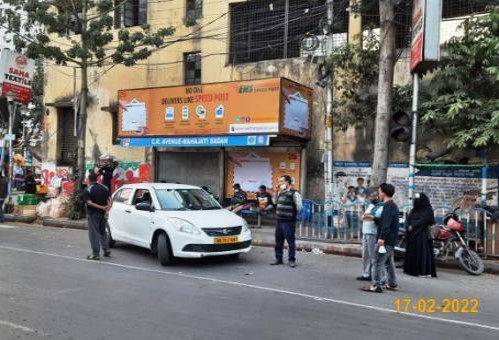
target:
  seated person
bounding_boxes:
[255,185,274,212]
[227,183,248,214]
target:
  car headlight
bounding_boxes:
[170,218,201,235]
[242,219,249,233]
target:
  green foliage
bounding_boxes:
[326,31,410,131]
[420,6,499,148]
[0,0,176,68]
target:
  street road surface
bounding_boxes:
[0,223,498,340]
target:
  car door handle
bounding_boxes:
[124,209,132,213]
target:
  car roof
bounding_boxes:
[117,183,201,190]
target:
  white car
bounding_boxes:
[108,183,252,265]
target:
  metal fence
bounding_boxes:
[297,199,498,257]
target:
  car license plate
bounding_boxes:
[214,236,238,244]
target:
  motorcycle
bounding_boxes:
[394,208,484,275]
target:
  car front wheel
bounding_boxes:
[157,233,173,266]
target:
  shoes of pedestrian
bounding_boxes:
[270,259,283,265]
[385,284,399,291]
[103,251,111,257]
[356,276,371,281]
[360,285,384,293]
[289,260,296,268]
[86,255,100,261]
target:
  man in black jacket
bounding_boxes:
[361,183,399,293]
[83,173,112,260]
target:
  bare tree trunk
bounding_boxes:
[371,0,396,186]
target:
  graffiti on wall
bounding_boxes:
[41,161,152,193]
[333,162,499,206]
[40,164,71,186]
[85,161,152,193]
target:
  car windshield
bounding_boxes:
[155,189,222,211]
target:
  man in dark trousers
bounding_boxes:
[271,175,302,268]
[361,183,399,293]
[83,173,112,260]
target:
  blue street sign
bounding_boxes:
[120,135,271,148]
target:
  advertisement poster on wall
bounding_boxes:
[226,151,301,198]
[0,49,35,103]
[117,78,312,139]
[280,78,313,138]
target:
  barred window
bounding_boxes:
[229,0,348,64]
[184,52,202,85]
[186,0,203,19]
[114,0,147,29]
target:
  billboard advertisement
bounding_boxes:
[117,78,312,139]
[0,50,35,103]
[225,151,301,198]
[410,0,442,73]
[280,78,313,138]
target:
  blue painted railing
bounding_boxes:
[297,200,498,257]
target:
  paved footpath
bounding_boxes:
[0,223,498,340]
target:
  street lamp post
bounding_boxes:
[6,91,16,197]
[19,105,30,165]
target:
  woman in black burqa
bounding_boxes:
[404,193,437,277]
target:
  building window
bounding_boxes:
[186,0,203,19]
[228,0,347,64]
[442,0,490,19]
[184,52,202,85]
[56,108,78,166]
[114,0,147,29]
[360,1,412,49]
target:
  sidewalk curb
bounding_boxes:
[4,214,499,275]
[250,231,499,275]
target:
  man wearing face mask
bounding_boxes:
[270,175,303,268]
[227,183,247,214]
[357,189,384,281]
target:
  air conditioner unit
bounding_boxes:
[300,33,348,58]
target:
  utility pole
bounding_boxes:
[283,0,289,59]
[408,74,419,201]
[324,0,334,203]
[6,92,15,197]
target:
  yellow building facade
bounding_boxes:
[43,0,353,201]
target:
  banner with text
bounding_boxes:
[0,50,35,103]
[117,78,312,139]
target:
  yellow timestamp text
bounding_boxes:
[394,298,479,314]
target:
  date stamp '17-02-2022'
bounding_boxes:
[394,298,480,314]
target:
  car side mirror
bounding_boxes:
[136,202,155,212]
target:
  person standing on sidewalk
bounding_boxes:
[357,190,383,281]
[270,175,302,268]
[84,173,112,260]
[0,174,8,222]
[361,183,399,293]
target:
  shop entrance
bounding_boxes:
[156,151,221,198]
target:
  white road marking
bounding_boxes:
[0,224,17,229]
[0,319,40,334]
[0,245,498,333]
